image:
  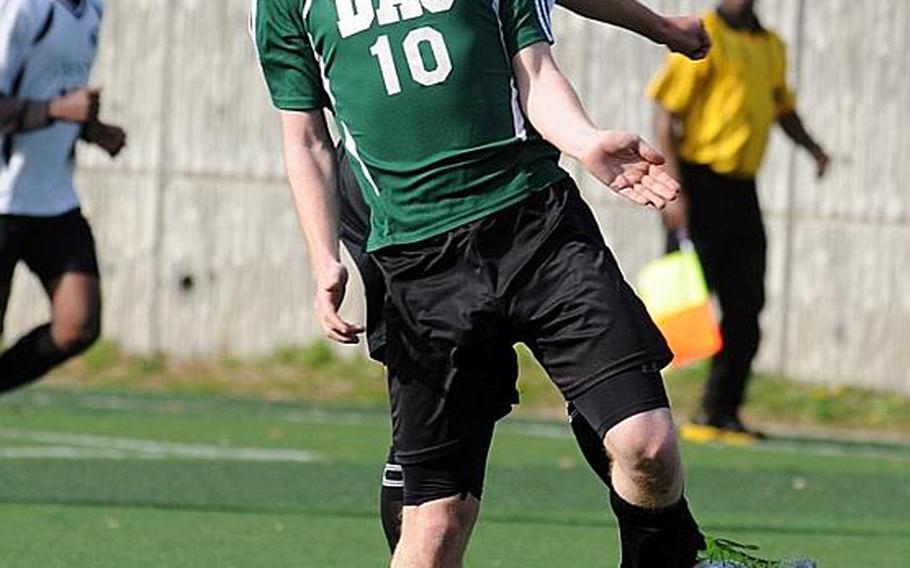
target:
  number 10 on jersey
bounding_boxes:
[370,27,452,96]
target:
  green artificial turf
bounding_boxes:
[0,387,908,567]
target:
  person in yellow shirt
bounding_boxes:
[648,0,829,442]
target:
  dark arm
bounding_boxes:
[556,0,710,60]
[0,96,53,136]
[1,88,101,137]
[778,111,830,178]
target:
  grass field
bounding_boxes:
[1,386,908,567]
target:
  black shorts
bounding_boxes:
[0,208,100,290]
[337,148,388,362]
[373,179,673,465]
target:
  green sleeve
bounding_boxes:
[252,0,329,111]
[498,0,554,59]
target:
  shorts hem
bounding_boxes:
[590,397,671,439]
[560,352,671,401]
[392,439,463,466]
[403,488,482,507]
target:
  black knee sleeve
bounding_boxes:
[402,425,494,507]
[568,403,613,489]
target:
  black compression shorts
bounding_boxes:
[373,178,674,466]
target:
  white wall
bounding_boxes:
[6,0,909,393]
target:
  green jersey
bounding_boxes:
[254,0,567,251]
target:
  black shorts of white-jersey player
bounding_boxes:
[0,0,126,392]
[337,149,615,551]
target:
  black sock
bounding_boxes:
[610,492,705,568]
[379,455,404,552]
[568,403,613,489]
[0,324,70,395]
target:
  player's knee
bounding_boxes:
[53,319,100,355]
[415,504,474,545]
[606,409,679,478]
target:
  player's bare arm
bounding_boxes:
[278,109,364,345]
[512,42,679,209]
[556,0,710,60]
[778,111,830,178]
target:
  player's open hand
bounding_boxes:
[579,131,680,209]
[82,121,127,157]
[665,16,711,60]
[48,87,101,124]
[314,261,364,344]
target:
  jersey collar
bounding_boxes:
[56,0,87,18]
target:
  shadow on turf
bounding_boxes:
[1,496,906,541]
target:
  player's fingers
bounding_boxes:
[322,303,365,339]
[638,185,668,210]
[325,326,359,344]
[323,309,355,336]
[650,166,680,190]
[636,140,665,165]
[321,315,361,344]
[646,169,681,199]
[640,174,677,201]
[616,186,650,207]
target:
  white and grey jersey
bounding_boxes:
[0,0,103,216]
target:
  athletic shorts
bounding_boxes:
[0,208,100,289]
[337,148,389,362]
[372,179,674,465]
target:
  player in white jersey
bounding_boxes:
[0,0,125,391]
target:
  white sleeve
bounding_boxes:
[0,0,39,95]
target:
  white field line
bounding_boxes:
[0,429,323,463]
[21,393,378,427]
[0,447,137,459]
[9,393,910,463]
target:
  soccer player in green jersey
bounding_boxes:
[328,0,710,553]
[253,0,753,566]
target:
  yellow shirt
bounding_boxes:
[647,11,796,178]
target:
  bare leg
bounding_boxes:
[392,496,480,568]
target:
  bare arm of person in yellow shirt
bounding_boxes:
[653,106,687,232]
[557,0,711,60]
[778,111,830,178]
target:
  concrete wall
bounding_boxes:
[6,0,909,393]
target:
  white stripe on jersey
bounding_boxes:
[490,0,527,141]
[534,0,554,43]
[340,121,382,197]
[299,10,383,199]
